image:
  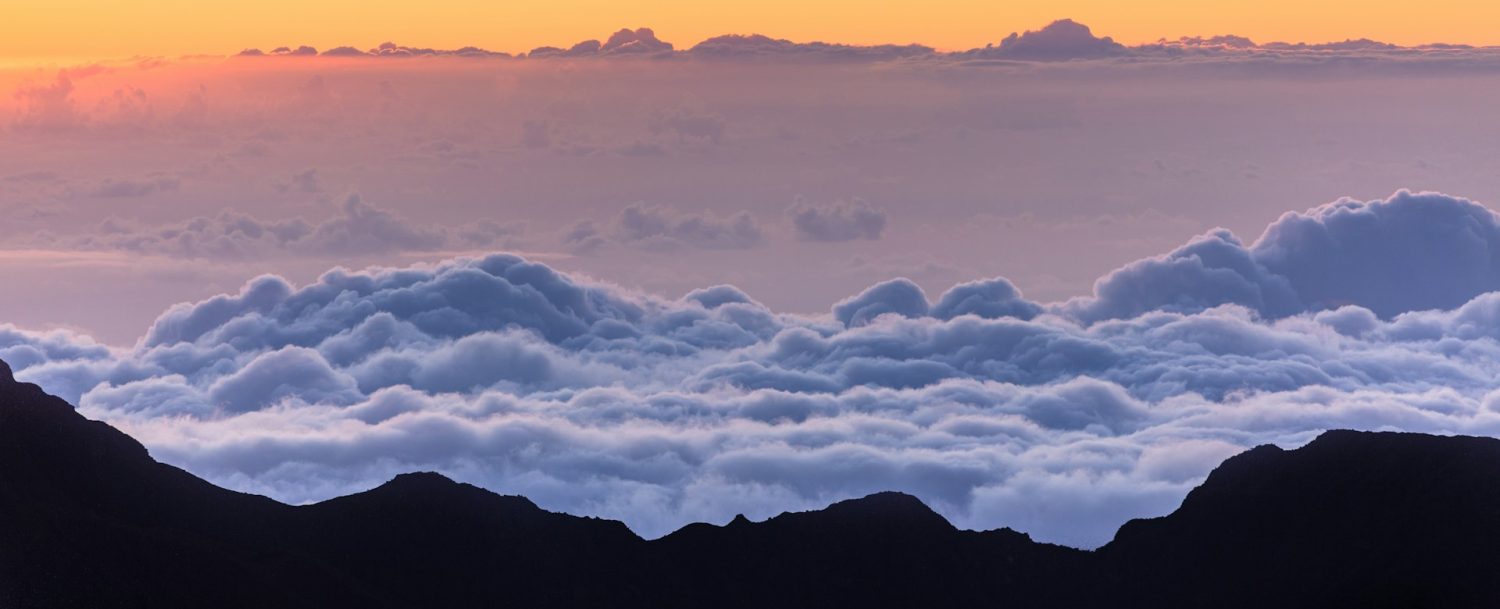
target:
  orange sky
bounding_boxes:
[4,0,1499,60]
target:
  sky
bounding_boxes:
[5,0,1500,60]
[6,8,1500,549]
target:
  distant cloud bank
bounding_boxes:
[230,19,1500,65]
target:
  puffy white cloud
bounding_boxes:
[1065,229,1300,322]
[208,346,361,412]
[1067,191,1500,322]
[832,278,930,327]
[1254,191,1500,317]
[10,191,1500,549]
[932,277,1043,321]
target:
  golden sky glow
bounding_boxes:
[3,0,1500,60]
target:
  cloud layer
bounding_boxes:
[223,19,1500,67]
[8,190,1500,549]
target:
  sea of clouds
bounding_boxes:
[7,190,1500,548]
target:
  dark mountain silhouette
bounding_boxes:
[4,357,1500,608]
[1101,431,1500,607]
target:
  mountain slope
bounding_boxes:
[0,360,357,608]
[1102,430,1500,607]
[0,360,649,608]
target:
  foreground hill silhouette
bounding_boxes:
[2,357,1499,608]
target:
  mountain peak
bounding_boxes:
[341,470,547,516]
[1304,427,1416,447]
[837,490,932,510]
[814,491,955,531]
[384,470,461,489]
[0,358,12,384]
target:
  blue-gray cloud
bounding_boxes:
[1067,190,1500,322]
[9,190,1500,550]
[788,198,887,242]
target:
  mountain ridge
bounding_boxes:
[3,359,1499,608]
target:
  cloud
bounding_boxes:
[567,204,765,252]
[13,191,1500,550]
[1253,191,1500,317]
[322,46,366,58]
[18,23,1500,552]
[204,19,1487,72]
[237,43,510,59]
[788,198,887,242]
[212,19,1500,69]
[962,19,1129,61]
[931,277,1043,321]
[1155,35,1259,50]
[832,278,930,327]
[273,46,320,57]
[529,28,674,58]
[520,120,551,149]
[1065,229,1302,323]
[61,194,518,259]
[275,169,323,195]
[295,194,449,255]
[367,42,510,58]
[601,28,675,54]
[647,108,726,143]
[207,346,361,412]
[11,72,83,132]
[688,35,934,62]
[1067,191,1500,322]
[90,175,181,198]
[56,21,1500,78]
